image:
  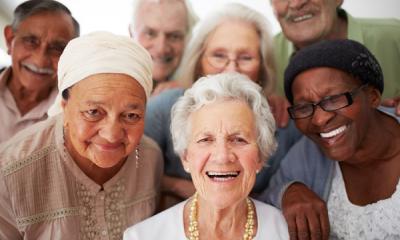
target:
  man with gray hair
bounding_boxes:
[129,0,197,96]
[0,0,79,143]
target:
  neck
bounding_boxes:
[185,193,256,240]
[7,74,53,115]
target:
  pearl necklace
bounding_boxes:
[187,192,255,240]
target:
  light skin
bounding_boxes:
[181,100,262,239]
[271,0,347,49]
[283,67,400,239]
[62,73,146,185]
[200,20,262,82]
[131,0,187,84]
[4,11,75,115]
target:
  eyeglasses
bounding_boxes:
[205,52,259,71]
[288,84,368,119]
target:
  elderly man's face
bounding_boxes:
[200,20,262,83]
[182,100,262,209]
[5,11,75,93]
[132,0,187,83]
[62,73,146,169]
[291,67,378,162]
[271,0,343,49]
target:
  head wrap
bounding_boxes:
[48,31,153,116]
[284,39,384,104]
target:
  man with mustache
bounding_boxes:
[272,0,400,114]
[0,0,79,143]
[129,0,198,96]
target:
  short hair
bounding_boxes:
[173,3,276,95]
[130,0,198,39]
[171,72,277,162]
[11,0,80,37]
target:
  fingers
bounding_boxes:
[295,214,310,240]
[318,206,330,240]
[285,213,298,240]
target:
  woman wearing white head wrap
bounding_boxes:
[0,32,163,240]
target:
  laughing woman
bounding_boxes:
[124,73,289,239]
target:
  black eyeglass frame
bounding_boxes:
[287,84,368,119]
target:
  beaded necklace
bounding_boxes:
[187,192,255,240]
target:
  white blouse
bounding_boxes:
[328,163,400,240]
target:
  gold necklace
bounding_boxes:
[187,192,255,240]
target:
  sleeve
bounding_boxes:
[0,172,23,239]
[256,136,332,209]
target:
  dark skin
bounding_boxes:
[283,68,400,240]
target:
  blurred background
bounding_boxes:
[1,0,400,66]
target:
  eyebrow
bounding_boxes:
[84,101,144,110]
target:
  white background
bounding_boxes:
[1,0,400,66]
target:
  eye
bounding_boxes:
[167,32,184,42]
[22,36,39,49]
[230,136,248,145]
[122,112,142,124]
[48,43,66,57]
[196,136,213,144]
[82,109,102,121]
[144,29,157,38]
[238,55,254,62]
[211,52,227,59]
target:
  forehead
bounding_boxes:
[189,100,256,133]
[16,11,75,41]
[205,20,260,51]
[70,73,146,101]
[292,67,360,98]
[135,0,187,31]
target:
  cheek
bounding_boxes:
[126,124,145,150]
[186,148,209,173]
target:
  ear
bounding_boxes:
[180,150,190,173]
[4,25,15,55]
[61,99,67,110]
[366,87,381,108]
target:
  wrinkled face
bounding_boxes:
[271,0,342,49]
[182,100,262,209]
[291,67,377,162]
[5,11,75,92]
[200,20,261,83]
[63,73,146,168]
[133,0,187,82]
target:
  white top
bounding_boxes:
[328,163,400,240]
[124,198,289,240]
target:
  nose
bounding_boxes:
[288,0,308,8]
[99,118,125,143]
[153,35,170,56]
[212,140,234,164]
[222,59,239,73]
[31,45,51,68]
[311,105,335,127]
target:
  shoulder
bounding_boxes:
[147,88,185,111]
[123,201,186,240]
[253,199,289,239]
[0,116,59,171]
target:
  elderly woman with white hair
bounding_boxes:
[144,2,301,209]
[124,72,289,239]
[0,32,163,239]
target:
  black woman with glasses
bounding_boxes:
[261,39,400,240]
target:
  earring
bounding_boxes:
[256,169,260,174]
[184,167,190,173]
[135,147,140,169]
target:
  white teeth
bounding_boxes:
[23,63,54,75]
[207,171,239,176]
[320,125,347,138]
[293,14,313,22]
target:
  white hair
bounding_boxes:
[130,0,198,40]
[173,3,276,95]
[171,72,277,162]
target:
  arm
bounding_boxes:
[258,136,334,240]
[0,173,22,239]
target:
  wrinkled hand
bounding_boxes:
[267,94,290,128]
[381,96,400,116]
[152,81,182,97]
[282,183,329,240]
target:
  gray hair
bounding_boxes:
[174,3,276,95]
[171,72,277,162]
[130,0,198,40]
[11,0,80,37]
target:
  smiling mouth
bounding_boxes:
[292,13,313,23]
[206,171,240,181]
[22,63,54,75]
[320,125,347,138]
